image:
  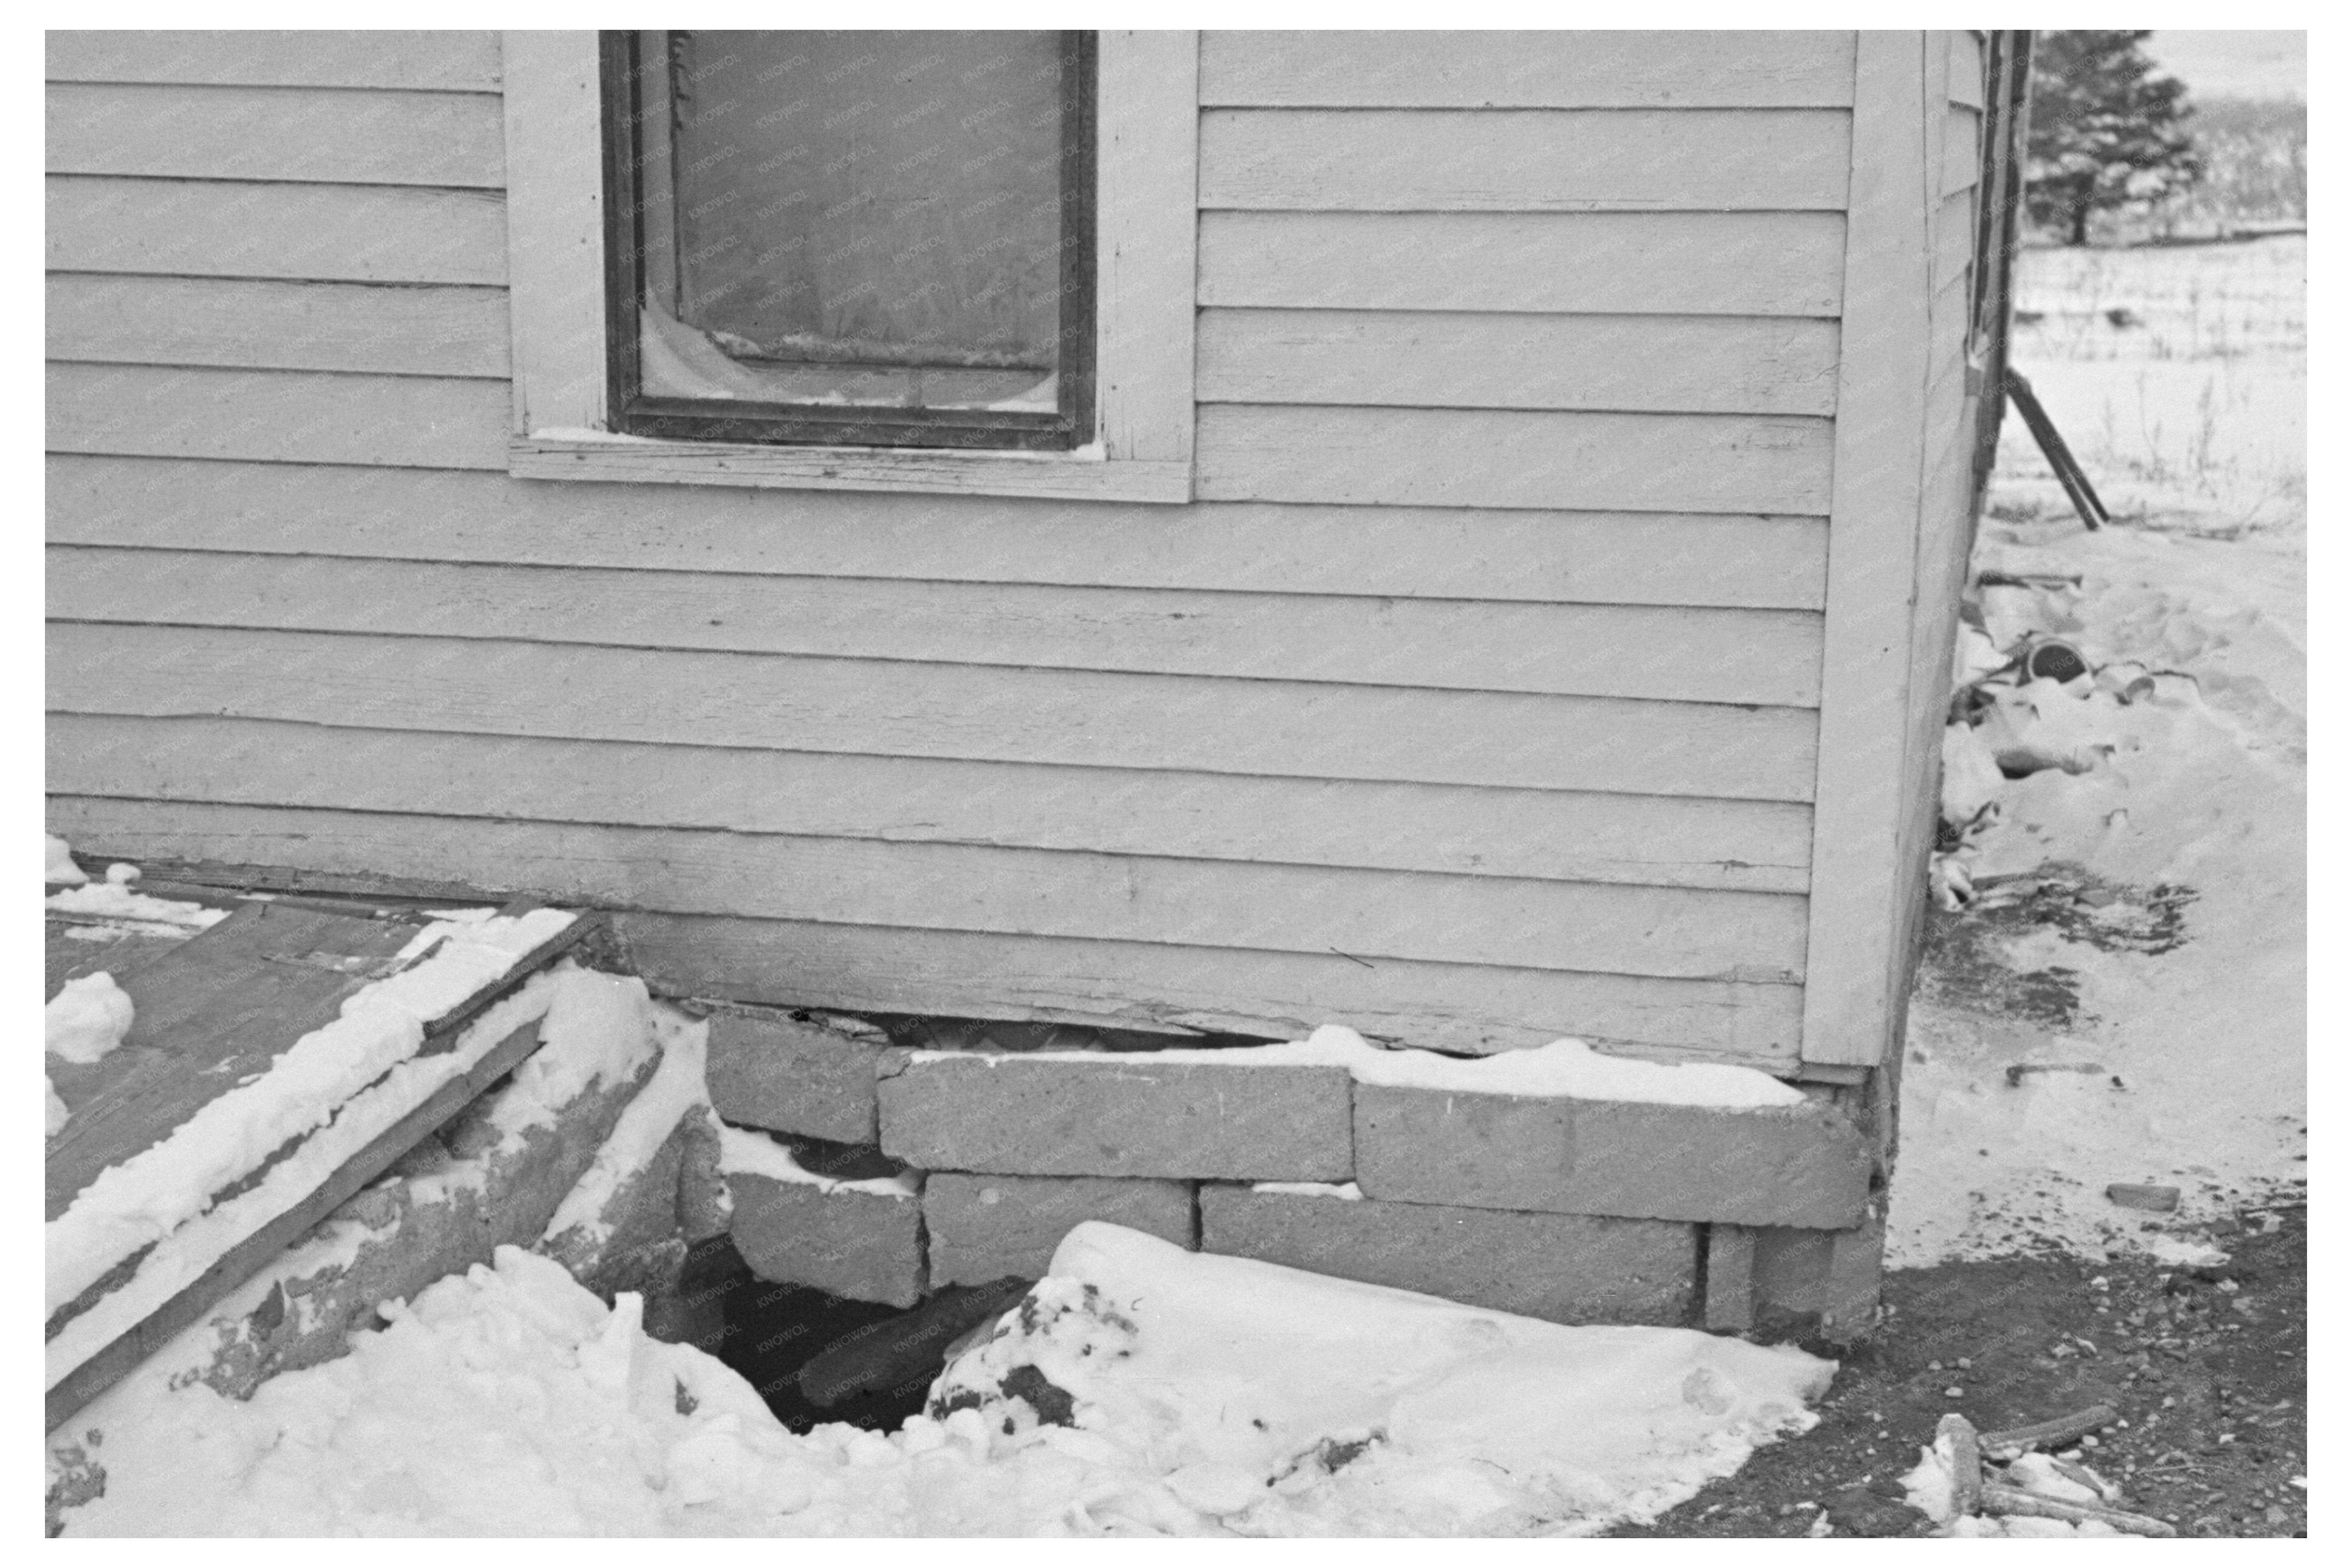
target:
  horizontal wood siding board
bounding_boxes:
[1943,105,1983,196]
[49,547,1827,707]
[46,31,504,92]
[1948,32,1987,108]
[1198,31,1855,108]
[1197,405,1834,515]
[48,457,1834,611]
[47,713,1814,893]
[1934,189,1977,292]
[1198,108,1850,211]
[47,365,508,470]
[48,624,1821,800]
[31,799,1804,980]
[47,177,507,284]
[1198,211,1845,316]
[621,915,1807,1063]
[47,83,504,187]
[46,275,510,378]
[1197,309,1841,416]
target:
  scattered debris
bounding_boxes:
[2107,1183,2183,1214]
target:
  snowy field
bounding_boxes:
[1890,235,2307,1267]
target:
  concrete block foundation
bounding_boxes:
[707,1008,889,1144]
[726,1171,927,1308]
[924,1173,1194,1287]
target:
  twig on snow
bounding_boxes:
[1979,1403,2118,1459]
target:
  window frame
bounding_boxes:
[501,29,1196,503]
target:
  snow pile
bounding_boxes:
[56,1225,1832,1537]
[45,833,88,885]
[46,910,577,1326]
[1891,512,2306,1266]
[46,972,135,1065]
[542,1005,711,1245]
[717,1124,920,1199]
[921,1025,1805,1109]
[46,880,232,933]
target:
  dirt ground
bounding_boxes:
[1618,1195,2306,1538]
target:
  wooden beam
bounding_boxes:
[1797,33,1936,1067]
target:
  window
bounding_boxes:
[503,30,1196,502]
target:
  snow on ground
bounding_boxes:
[46,972,134,1065]
[55,1225,1832,1537]
[1889,236,2305,1267]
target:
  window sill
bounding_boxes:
[508,432,1193,504]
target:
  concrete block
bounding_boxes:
[1198,1185,1696,1326]
[877,1052,1352,1181]
[1750,1206,1886,1344]
[1704,1224,1759,1333]
[727,1172,926,1308]
[707,1008,887,1144]
[925,1174,1194,1287]
[1353,1085,1874,1228]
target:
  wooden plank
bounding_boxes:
[46,83,504,187]
[1798,33,1935,1068]
[510,436,1197,506]
[46,30,504,92]
[1097,30,1198,468]
[1948,32,1987,108]
[46,275,509,378]
[47,456,1834,611]
[1934,188,1977,292]
[46,1016,545,1433]
[47,365,508,470]
[1929,270,1975,390]
[48,623,1822,801]
[45,903,434,1220]
[500,30,603,439]
[1197,309,1841,417]
[48,547,1827,707]
[1198,30,1855,108]
[1198,405,1834,515]
[618,912,1806,1064]
[47,176,507,283]
[47,713,1817,894]
[1199,211,1846,316]
[1200,109,1850,211]
[1944,105,1983,196]
[32,800,1809,982]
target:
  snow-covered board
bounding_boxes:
[44,898,600,1431]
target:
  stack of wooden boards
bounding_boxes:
[44,887,597,1431]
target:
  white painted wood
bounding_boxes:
[48,623,1821,801]
[1948,32,1987,108]
[46,275,509,377]
[1944,105,1984,196]
[47,712,1814,893]
[46,30,504,92]
[28,799,1806,980]
[498,30,1197,501]
[1200,109,1850,211]
[1198,31,1855,108]
[1199,211,1846,316]
[1197,309,1841,416]
[1798,33,1936,1067]
[1098,30,1197,469]
[49,547,1827,707]
[1198,405,1834,515]
[46,83,504,187]
[499,30,605,439]
[47,457,1833,610]
[1934,190,1976,293]
[46,365,508,470]
[46,176,506,283]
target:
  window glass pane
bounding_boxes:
[635,30,1069,414]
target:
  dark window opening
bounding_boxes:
[600,30,1097,450]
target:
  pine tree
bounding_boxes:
[2026,31,2203,244]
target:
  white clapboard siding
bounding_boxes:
[46,458,1832,611]
[1199,211,1846,316]
[49,548,1828,707]
[1199,109,1850,212]
[48,624,1821,801]
[25,799,1806,981]
[1198,405,1835,515]
[1948,32,1987,108]
[1934,189,1977,294]
[46,276,510,377]
[46,177,507,284]
[47,84,505,187]
[1929,272,1974,391]
[1943,106,1983,196]
[47,366,509,469]
[1197,309,1841,416]
[46,30,504,92]
[46,714,1814,893]
[1198,31,1855,109]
